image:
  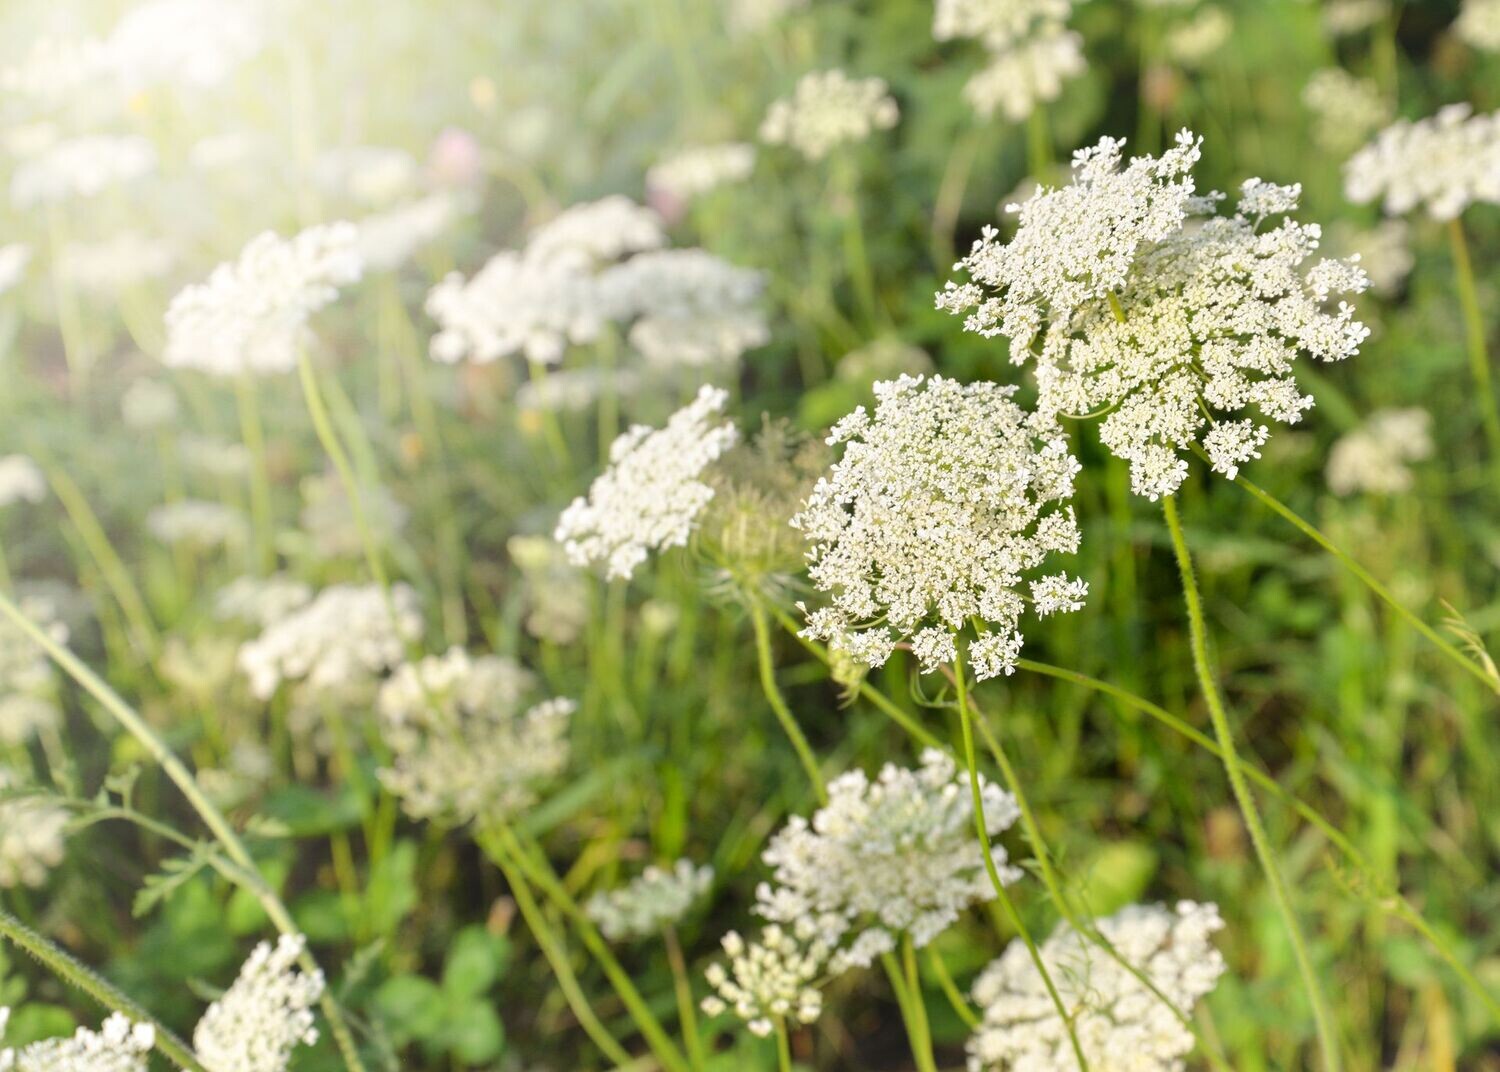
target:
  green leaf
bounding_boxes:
[364,840,419,936]
[440,999,505,1064]
[373,974,446,1042]
[132,845,213,918]
[441,926,508,1000]
[257,784,366,836]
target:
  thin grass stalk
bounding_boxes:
[1162,494,1341,1072]
[879,951,938,1072]
[233,375,275,573]
[901,935,940,1072]
[774,1018,794,1072]
[750,600,827,803]
[663,925,706,1072]
[1448,217,1500,481]
[927,945,979,1028]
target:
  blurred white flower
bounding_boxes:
[9,135,156,208]
[1346,104,1500,220]
[314,146,420,207]
[0,36,114,102]
[0,767,66,889]
[963,25,1086,122]
[1330,219,1411,298]
[525,196,665,272]
[1326,407,1433,496]
[934,0,1074,50]
[378,648,572,823]
[356,192,470,271]
[0,456,46,508]
[701,926,826,1037]
[1322,0,1388,36]
[298,472,408,561]
[1302,68,1390,156]
[586,860,714,940]
[193,935,322,1072]
[0,1010,154,1072]
[215,575,314,627]
[756,749,1021,961]
[237,583,421,700]
[108,0,263,90]
[514,368,641,415]
[120,379,180,430]
[508,534,590,643]
[646,143,756,205]
[1456,0,1500,50]
[1165,6,1232,67]
[599,249,768,368]
[164,223,363,376]
[57,233,177,295]
[0,245,30,297]
[760,70,899,161]
[967,901,1227,1072]
[555,384,739,579]
[793,375,1084,679]
[146,500,247,548]
[426,250,604,365]
[727,0,810,35]
[180,434,253,479]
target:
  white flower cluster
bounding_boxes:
[759,70,900,161]
[599,250,769,368]
[967,901,1226,1072]
[1326,407,1433,496]
[378,648,573,824]
[515,368,641,416]
[1322,0,1388,36]
[936,0,1084,121]
[508,535,590,644]
[0,1010,154,1072]
[556,385,739,580]
[1346,104,1500,220]
[1165,7,1232,68]
[701,927,827,1038]
[0,245,30,298]
[356,192,471,271]
[757,750,1021,964]
[0,595,67,748]
[1301,68,1390,155]
[193,935,323,1072]
[215,575,314,627]
[8,135,157,208]
[1457,0,1500,51]
[1330,220,1411,298]
[107,0,264,91]
[0,456,45,508]
[58,233,177,295]
[0,766,67,888]
[793,375,1084,680]
[146,501,247,549]
[941,131,1369,499]
[647,143,756,204]
[237,584,422,700]
[314,146,419,208]
[121,380,180,431]
[526,196,667,271]
[164,223,364,377]
[728,0,810,34]
[586,860,715,940]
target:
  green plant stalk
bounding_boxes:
[0,591,368,1072]
[832,154,882,328]
[493,824,691,1072]
[525,359,574,469]
[663,925,706,1072]
[43,464,159,657]
[0,908,206,1072]
[1026,106,1052,180]
[750,601,827,804]
[479,830,635,1069]
[902,936,939,1072]
[1162,495,1341,1072]
[1448,218,1500,490]
[1229,471,1496,694]
[879,952,937,1072]
[954,654,1088,1071]
[927,945,979,1029]
[234,375,275,574]
[774,1018,794,1072]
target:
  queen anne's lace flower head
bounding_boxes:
[962,25,1085,122]
[701,927,828,1038]
[941,132,1369,499]
[586,860,715,940]
[967,901,1227,1072]
[192,935,323,1072]
[1301,68,1389,155]
[215,575,314,627]
[121,380,179,430]
[793,375,1085,680]
[760,70,899,161]
[426,251,604,365]
[356,192,470,272]
[0,595,67,747]
[524,196,665,272]
[106,0,262,91]
[9,136,157,208]
[146,501,247,549]
[1456,0,1500,51]
[756,750,1021,964]
[164,224,364,376]
[1165,7,1232,67]
[934,0,1073,49]
[598,249,768,368]
[237,583,422,700]
[377,648,572,824]
[0,767,67,888]
[556,385,739,580]
[1345,104,1500,220]
[647,143,756,204]
[0,456,46,508]
[1326,407,1433,496]
[0,1010,154,1072]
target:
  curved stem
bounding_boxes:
[927,945,979,1029]
[0,908,206,1072]
[0,591,367,1072]
[1449,217,1500,482]
[750,601,827,804]
[1163,495,1342,1072]
[954,654,1088,1071]
[1230,471,1496,694]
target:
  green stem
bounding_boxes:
[774,1018,794,1072]
[901,935,939,1072]
[1162,495,1341,1072]
[0,908,206,1072]
[1026,105,1052,180]
[663,926,705,1072]
[833,155,881,328]
[750,601,826,804]
[927,945,979,1028]
[954,653,1087,1071]
[1448,217,1500,488]
[234,375,275,574]
[1230,472,1496,694]
[0,591,368,1072]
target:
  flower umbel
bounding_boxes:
[586,860,715,941]
[192,935,323,1072]
[701,926,828,1038]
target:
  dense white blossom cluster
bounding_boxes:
[586,860,715,940]
[0,766,67,888]
[599,250,769,368]
[757,750,1021,963]
[647,143,756,204]
[1456,0,1500,50]
[0,595,67,747]
[515,368,641,415]
[934,0,1073,49]
[237,584,422,700]
[1301,68,1389,155]
[556,385,739,579]
[526,196,666,271]
[934,0,1083,121]
[193,936,323,1072]
[57,233,177,294]
[0,456,45,508]
[427,249,604,365]
[941,132,1369,499]
[967,901,1226,1072]
[378,648,572,823]
[793,375,1084,679]
[146,500,247,548]
[759,70,899,161]
[1346,104,1500,220]
[1326,407,1433,496]
[9,135,157,208]
[1330,220,1411,297]
[1322,0,1388,36]
[164,224,364,376]
[1164,7,1232,67]
[701,927,827,1037]
[215,575,314,627]
[0,1010,154,1072]
[107,0,264,91]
